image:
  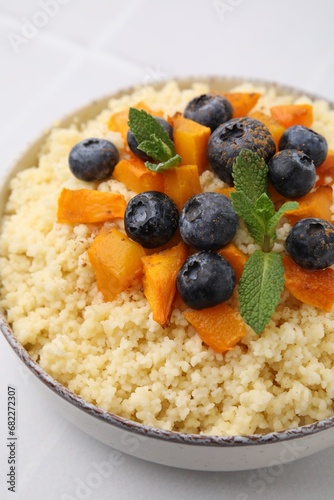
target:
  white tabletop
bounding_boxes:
[1,1,334,498]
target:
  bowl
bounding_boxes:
[1,76,334,472]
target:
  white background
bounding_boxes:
[1,0,334,498]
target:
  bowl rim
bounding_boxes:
[1,75,334,448]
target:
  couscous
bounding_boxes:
[1,81,334,436]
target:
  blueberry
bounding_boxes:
[69,138,119,182]
[268,149,316,198]
[207,117,276,184]
[183,94,233,132]
[179,192,239,251]
[177,251,236,310]
[124,191,179,248]
[279,125,328,167]
[285,218,334,270]
[127,117,173,161]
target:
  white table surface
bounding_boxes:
[1,0,334,498]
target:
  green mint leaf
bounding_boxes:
[231,150,299,334]
[232,149,269,203]
[230,191,265,245]
[231,151,274,249]
[230,190,254,219]
[238,250,285,334]
[137,135,172,162]
[145,154,182,173]
[252,194,276,250]
[254,193,275,224]
[267,201,299,241]
[128,108,176,156]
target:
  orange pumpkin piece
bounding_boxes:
[248,110,286,147]
[113,157,164,193]
[184,303,247,353]
[268,184,287,204]
[214,187,236,198]
[141,242,189,327]
[218,243,248,283]
[283,256,334,312]
[107,109,129,140]
[133,101,164,116]
[284,185,333,224]
[170,113,211,174]
[88,227,145,302]
[316,150,334,186]
[107,102,163,139]
[270,104,313,128]
[222,92,261,118]
[163,164,202,210]
[57,188,126,224]
[143,231,182,255]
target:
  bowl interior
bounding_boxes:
[1,76,334,448]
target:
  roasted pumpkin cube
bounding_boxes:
[222,92,261,118]
[316,150,334,186]
[184,303,247,353]
[88,227,145,302]
[113,157,164,193]
[270,104,313,128]
[214,187,236,198]
[284,185,333,224]
[218,243,248,283]
[108,102,164,140]
[107,109,129,140]
[171,113,211,174]
[248,110,285,148]
[142,242,189,327]
[163,164,202,210]
[283,256,334,312]
[57,188,126,224]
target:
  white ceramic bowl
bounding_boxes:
[2,77,334,472]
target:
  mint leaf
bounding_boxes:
[145,154,181,173]
[231,151,299,253]
[128,107,180,172]
[238,251,284,334]
[128,108,176,155]
[230,190,254,220]
[267,201,299,241]
[230,191,266,245]
[230,149,300,334]
[252,193,275,236]
[254,193,275,224]
[231,151,273,249]
[230,192,275,246]
[232,149,269,203]
[137,135,172,162]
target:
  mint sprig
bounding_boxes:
[128,108,181,172]
[238,251,284,334]
[232,148,269,202]
[230,150,298,252]
[230,149,298,334]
